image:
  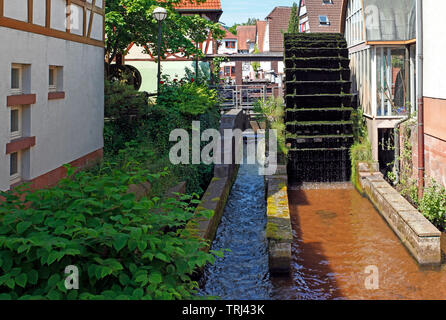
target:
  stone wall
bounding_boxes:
[266,165,292,274]
[188,109,247,252]
[359,165,441,265]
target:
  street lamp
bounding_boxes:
[153,7,168,96]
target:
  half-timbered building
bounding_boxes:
[0,0,105,191]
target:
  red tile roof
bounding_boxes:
[220,25,237,39]
[236,25,256,51]
[256,20,267,52]
[300,0,344,33]
[266,6,292,52]
[174,0,222,10]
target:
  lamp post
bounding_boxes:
[153,7,168,96]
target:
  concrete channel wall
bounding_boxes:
[188,109,247,252]
[358,163,441,265]
[265,166,293,274]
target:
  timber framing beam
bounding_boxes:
[0,0,105,48]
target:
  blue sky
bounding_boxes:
[220,0,295,26]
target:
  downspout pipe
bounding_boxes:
[416,0,425,200]
[393,46,411,185]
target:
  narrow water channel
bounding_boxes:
[273,183,446,300]
[199,161,273,300]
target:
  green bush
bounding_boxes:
[419,180,446,231]
[253,97,287,156]
[104,77,221,197]
[156,77,218,117]
[104,80,149,154]
[0,159,220,300]
[350,139,373,192]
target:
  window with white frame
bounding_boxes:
[319,15,330,25]
[11,64,23,95]
[323,0,333,4]
[10,106,22,140]
[10,152,21,184]
[49,66,57,92]
[345,0,364,47]
[375,47,410,117]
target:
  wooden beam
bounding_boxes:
[45,0,50,28]
[82,5,86,36]
[66,0,71,33]
[0,0,4,18]
[71,0,104,15]
[366,39,417,46]
[0,16,104,47]
[86,0,96,38]
[28,0,33,23]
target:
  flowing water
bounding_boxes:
[273,183,446,300]
[199,161,273,299]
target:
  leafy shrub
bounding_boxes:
[0,160,219,300]
[253,97,287,156]
[350,139,373,191]
[104,77,221,197]
[419,180,446,231]
[104,80,149,154]
[157,77,218,117]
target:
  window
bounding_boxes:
[225,41,236,49]
[322,0,333,4]
[224,66,230,76]
[10,106,22,140]
[345,0,365,47]
[10,152,21,184]
[11,64,23,94]
[49,66,57,92]
[375,47,410,117]
[319,15,330,25]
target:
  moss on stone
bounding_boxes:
[266,222,281,240]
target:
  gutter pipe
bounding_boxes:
[416,0,425,200]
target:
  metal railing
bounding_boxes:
[211,85,280,109]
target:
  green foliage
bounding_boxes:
[156,77,218,117]
[104,76,221,196]
[105,0,225,64]
[251,45,261,75]
[253,97,287,157]
[390,121,419,207]
[350,140,373,192]
[351,107,368,143]
[211,57,229,83]
[288,2,300,33]
[104,80,149,154]
[0,157,220,300]
[349,105,373,190]
[419,180,446,231]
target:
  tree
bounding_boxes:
[105,0,225,68]
[288,2,300,33]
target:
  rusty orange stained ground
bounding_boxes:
[273,184,446,300]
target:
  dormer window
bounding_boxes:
[322,0,333,4]
[226,41,236,49]
[319,15,330,25]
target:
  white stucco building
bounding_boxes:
[0,0,104,191]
